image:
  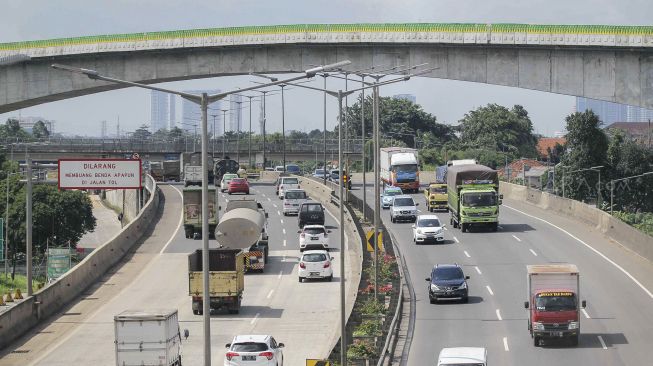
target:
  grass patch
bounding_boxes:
[0,274,45,296]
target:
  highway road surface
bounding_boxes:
[352,184,653,366]
[0,184,351,366]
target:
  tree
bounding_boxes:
[458,104,538,158]
[556,111,608,202]
[132,124,152,140]
[32,120,50,138]
[0,118,31,140]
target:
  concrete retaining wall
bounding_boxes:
[105,188,139,222]
[0,176,160,350]
[501,182,653,261]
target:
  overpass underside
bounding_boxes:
[2,39,652,112]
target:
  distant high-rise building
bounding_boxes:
[229,94,243,133]
[168,94,176,130]
[393,94,416,104]
[576,97,653,124]
[181,90,221,132]
[100,120,107,138]
[150,91,169,132]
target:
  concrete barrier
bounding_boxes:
[500,182,653,261]
[0,176,160,350]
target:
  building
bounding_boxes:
[604,122,653,148]
[393,94,416,104]
[229,94,243,133]
[536,137,566,159]
[150,91,169,132]
[181,89,221,132]
[576,97,653,125]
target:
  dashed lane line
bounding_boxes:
[582,308,591,319]
[529,249,538,257]
[486,286,494,296]
[463,250,471,258]
[280,219,284,224]
[496,309,502,320]
[266,290,274,299]
[278,271,283,279]
[273,203,278,208]
[504,204,653,299]
[283,239,287,247]
[512,235,522,242]
[250,313,260,325]
[475,266,482,275]
[453,236,460,243]
[277,210,281,216]
[598,335,608,349]
[503,337,509,351]
[282,228,286,235]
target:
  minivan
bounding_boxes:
[285,164,301,175]
[282,189,307,216]
[277,177,300,199]
[298,202,325,228]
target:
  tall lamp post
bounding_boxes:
[221,109,228,157]
[52,60,350,366]
[210,114,218,157]
[286,66,433,366]
[610,171,653,215]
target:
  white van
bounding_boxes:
[437,347,486,366]
[278,177,300,199]
[283,189,308,215]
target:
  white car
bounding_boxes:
[224,335,284,366]
[282,189,307,216]
[277,177,300,199]
[412,214,445,244]
[437,347,486,366]
[390,195,418,223]
[298,250,333,282]
[220,173,239,192]
[298,225,330,251]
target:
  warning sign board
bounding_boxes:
[365,229,383,252]
[306,360,330,366]
[58,159,142,190]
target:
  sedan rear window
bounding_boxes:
[231,342,268,352]
[302,253,327,262]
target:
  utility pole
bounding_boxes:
[236,100,243,164]
[360,76,367,222]
[373,84,380,302]
[210,114,218,158]
[322,74,328,185]
[247,95,254,168]
[221,109,228,158]
[26,155,33,296]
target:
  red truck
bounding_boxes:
[524,264,586,346]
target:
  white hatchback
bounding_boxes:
[282,189,307,215]
[412,214,445,244]
[298,250,333,282]
[278,177,300,199]
[224,335,284,366]
[298,225,330,252]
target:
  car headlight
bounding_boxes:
[459,282,467,289]
[533,322,545,331]
[435,229,443,234]
[568,321,579,330]
[416,229,423,234]
[430,284,439,291]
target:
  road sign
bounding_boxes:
[365,229,383,252]
[47,247,72,281]
[58,159,142,190]
[132,153,140,160]
[306,360,330,366]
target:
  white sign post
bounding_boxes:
[58,159,142,189]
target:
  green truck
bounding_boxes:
[188,248,244,315]
[183,186,217,239]
[447,164,502,232]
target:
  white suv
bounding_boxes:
[224,335,284,366]
[277,177,300,199]
[298,225,330,251]
[390,195,418,223]
[298,250,333,282]
[412,214,445,244]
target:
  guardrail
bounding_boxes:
[0,176,160,349]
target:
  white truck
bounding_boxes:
[183,164,203,187]
[437,347,487,365]
[380,147,420,193]
[114,309,187,366]
[524,264,586,346]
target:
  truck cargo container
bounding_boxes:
[447,164,501,232]
[182,186,217,239]
[188,249,244,315]
[380,147,420,192]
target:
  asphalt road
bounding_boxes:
[1,184,348,366]
[351,184,653,365]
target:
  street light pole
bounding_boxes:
[360,76,367,222]
[221,109,228,158]
[281,84,287,170]
[235,100,243,164]
[322,74,328,185]
[210,114,218,158]
[199,93,211,364]
[26,154,33,296]
[247,95,254,168]
[373,84,380,302]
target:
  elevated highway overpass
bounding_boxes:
[1,23,653,114]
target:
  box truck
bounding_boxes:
[188,249,244,315]
[447,164,501,232]
[380,147,420,192]
[524,264,586,346]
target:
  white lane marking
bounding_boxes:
[273,203,278,208]
[486,286,494,296]
[512,234,522,242]
[278,271,283,279]
[250,313,260,324]
[282,228,286,235]
[417,209,422,213]
[598,335,607,349]
[496,309,502,320]
[503,337,509,351]
[463,250,471,258]
[504,204,653,299]
[283,239,287,247]
[529,249,538,257]
[277,210,281,216]
[443,227,448,231]
[280,219,284,224]
[160,186,185,254]
[266,290,274,299]
[262,193,266,197]
[581,308,591,319]
[453,236,460,243]
[475,266,482,275]
[267,197,271,202]
[282,255,286,262]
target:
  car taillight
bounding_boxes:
[300,262,306,269]
[259,351,274,360]
[226,352,239,361]
[323,261,331,268]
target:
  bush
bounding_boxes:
[347,339,378,360]
[358,298,385,315]
[353,319,382,337]
[613,211,653,237]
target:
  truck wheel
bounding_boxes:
[533,336,540,347]
[461,223,467,232]
[492,223,498,232]
[298,277,304,283]
[570,335,579,346]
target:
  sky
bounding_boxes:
[1,0,651,137]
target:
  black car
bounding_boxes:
[426,264,469,303]
[298,202,325,228]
